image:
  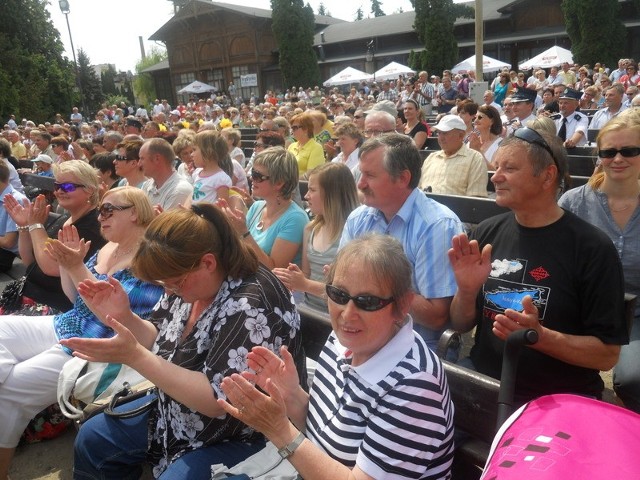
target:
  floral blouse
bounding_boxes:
[146,265,306,477]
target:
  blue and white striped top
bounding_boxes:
[306,319,455,479]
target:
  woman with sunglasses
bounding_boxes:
[64,204,305,479]
[287,112,325,179]
[3,160,105,314]
[0,187,163,478]
[218,234,454,479]
[273,162,358,311]
[222,147,308,269]
[468,105,503,168]
[559,110,640,413]
[114,139,147,188]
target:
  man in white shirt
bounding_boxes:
[555,88,589,148]
[590,84,627,130]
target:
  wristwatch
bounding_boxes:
[28,223,45,232]
[277,431,305,459]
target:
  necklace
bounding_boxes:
[256,202,290,231]
[608,194,640,213]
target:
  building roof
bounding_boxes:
[141,58,170,73]
[313,0,517,46]
[151,0,343,41]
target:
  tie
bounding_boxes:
[559,117,568,141]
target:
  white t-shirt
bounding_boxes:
[192,169,232,204]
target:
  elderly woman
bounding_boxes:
[559,110,640,413]
[221,147,308,268]
[3,160,105,314]
[219,234,455,479]
[330,122,363,170]
[0,187,163,478]
[287,112,325,178]
[65,204,305,479]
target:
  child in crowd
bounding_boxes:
[191,130,232,204]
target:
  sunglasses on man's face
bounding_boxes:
[598,147,640,159]
[325,284,394,312]
[54,182,85,193]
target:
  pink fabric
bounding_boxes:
[481,394,640,479]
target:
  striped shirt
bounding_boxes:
[306,320,455,479]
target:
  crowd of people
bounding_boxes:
[0,55,637,479]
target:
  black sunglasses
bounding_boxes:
[98,203,134,219]
[54,182,85,193]
[115,154,135,161]
[513,128,559,169]
[325,284,394,312]
[598,147,640,159]
[250,169,270,183]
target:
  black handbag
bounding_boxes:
[103,382,157,420]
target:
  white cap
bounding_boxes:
[433,115,467,132]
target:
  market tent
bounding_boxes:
[452,55,511,74]
[519,46,574,70]
[323,67,372,87]
[178,80,217,94]
[374,61,416,81]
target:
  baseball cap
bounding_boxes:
[433,115,467,132]
[32,154,53,164]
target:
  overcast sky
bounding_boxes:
[45,0,416,73]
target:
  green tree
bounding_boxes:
[0,0,74,122]
[317,2,326,15]
[355,6,364,20]
[561,0,625,67]
[271,0,321,88]
[77,49,103,115]
[134,48,168,107]
[410,0,473,75]
[101,64,118,96]
[371,0,385,17]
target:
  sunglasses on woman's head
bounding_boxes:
[54,182,85,193]
[325,284,394,312]
[98,203,134,219]
[115,154,134,161]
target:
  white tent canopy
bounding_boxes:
[452,55,511,74]
[323,67,372,87]
[178,80,217,94]
[519,46,574,70]
[374,61,415,81]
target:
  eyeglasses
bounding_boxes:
[598,147,640,159]
[326,284,394,312]
[54,182,85,193]
[291,125,303,131]
[363,129,394,137]
[513,127,559,170]
[250,169,270,183]
[98,203,134,219]
[115,154,134,161]
[254,142,266,149]
[155,260,201,294]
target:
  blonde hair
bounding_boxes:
[102,186,154,227]
[194,129,232,177]
[307,163,359,242]
[53,159,100,206]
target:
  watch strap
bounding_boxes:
[28,223,45,232]
[277,431,305,459]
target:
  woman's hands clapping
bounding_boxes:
[44,224,90,269]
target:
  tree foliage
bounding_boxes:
[134,47,167,107]
[317,2,327,15]
[561,0,625,67]
[0,0,75,122]
[410,0,473,75]
[355,6,364,20]
[271,0,321,88]
[371,0,385,17]
[77,49,103,115]
[101,65,118,96]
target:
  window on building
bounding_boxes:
[232,65,256,103]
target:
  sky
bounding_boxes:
[45,0,416,73]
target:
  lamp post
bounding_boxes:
[366,40,375,82]
[59,0,87,120]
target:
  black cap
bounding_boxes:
[559,88,582,101]
[510,88,537,103]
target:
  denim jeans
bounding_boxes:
[73,394,266,479]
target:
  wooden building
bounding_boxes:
[146,0,640,104]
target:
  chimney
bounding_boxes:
[139,36,146,59]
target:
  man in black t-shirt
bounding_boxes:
[448,126,628,404]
